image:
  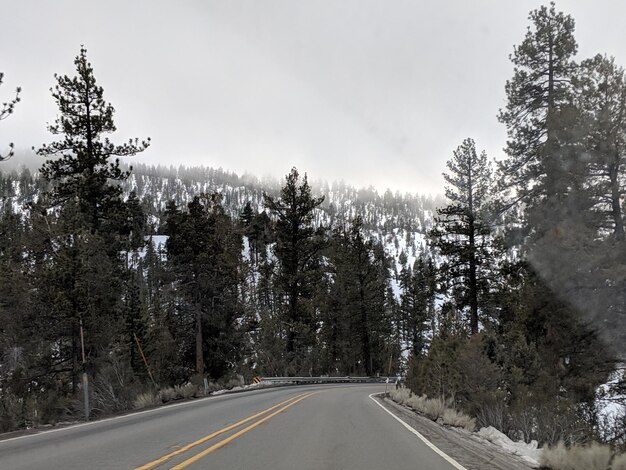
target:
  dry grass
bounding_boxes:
[174,383,198,399]
[422,397,447,421]
[206,380,222,394]
[540,442,612,470]
[134,383,203,409]
[158,387,177,403]
[389,386,411,405]
[613,452,626,470]
[133,392,160,410]
[443,408,476,432]
[389,386,474,431]
[223,376,244,390]
[405,394,427,412]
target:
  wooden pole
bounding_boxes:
[134,333,157,387]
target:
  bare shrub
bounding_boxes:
[133,392,159,410]
[508,399,595,447]
[540,442,612,470]
[223,376,244,390]
[0,391,23,432]
[91,374,133,415]
[90,352,141,416]
[207,380,221,394]
[443,408,476,432]
[475,392,510,434]
[509,404,537,444]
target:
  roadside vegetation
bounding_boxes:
[389,386,475,432]
[540,442,626,470]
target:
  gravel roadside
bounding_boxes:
[375,394,536,470]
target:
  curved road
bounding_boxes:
[0,384,461,469]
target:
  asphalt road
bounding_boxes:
[0,384,462,469]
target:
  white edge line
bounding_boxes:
[369,393,467,470]
[0,390,243,444]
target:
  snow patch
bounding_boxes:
[476,426,541,467]
[597,364,625,422]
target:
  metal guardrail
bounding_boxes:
[259,376,394,384]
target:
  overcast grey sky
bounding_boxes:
[1,1,625,194]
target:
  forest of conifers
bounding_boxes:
[0,2,624,451]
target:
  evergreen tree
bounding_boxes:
[239,201,254,228]
[322,218,394,376]
[494,262,614,434]
[400,256,436,356]
[165,194,245,380]
[498,2,579,214]
[0,72,21,161]
[0,205,33,430]
[430,138,494,334]
[575,54,626,241]
[263,167,325,373]
[141,237,180,385]
[36,47,150,231]
[31,47,151,403]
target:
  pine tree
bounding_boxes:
[239,201,254,228]
[430,138,494,334]
[575,54,626,241]
[571,54,626,356]
[36,47,150,231]
[498,2,579,217]
[322,218,395,376]
[0,204,33,430]
[141,236,179,385]
[263,167,325,373]
[165,194,245,379]
[400,256,436,356]
[0,72,21,161]
[32,47,151,401]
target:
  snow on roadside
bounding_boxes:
[596,364,625,422]
[211,383,260,396]
[476,426,541,468]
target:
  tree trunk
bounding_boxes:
[609,163,625,241]
[468,221,479,335]
[195,309,204,375]
[358,272,371,376]
[467,155,479,335]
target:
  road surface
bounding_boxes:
[0,384,462,469]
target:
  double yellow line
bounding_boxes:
[135,391,317,470]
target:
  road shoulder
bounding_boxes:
[371,393,536,470]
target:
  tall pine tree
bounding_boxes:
[33,47,150,399]
[165,194,245,380]
[264,168,325,374]
[37,47,150,232]
[498,2,579,224]
[430,138,494,334]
